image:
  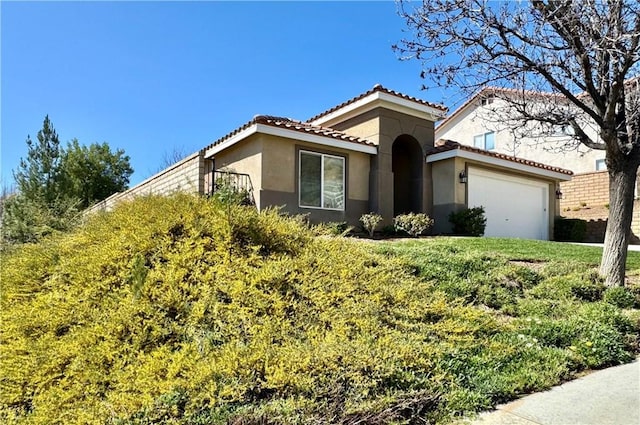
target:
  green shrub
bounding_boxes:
[360,212,383,238]
[0,194,458,423]
[528,271,605,302]
[554,218,587,242]
[393,213,434,237]
[448,207,486,236]
[604,287,638,308]
[1,194,80,246]
[515,298,572,320]
[211,173,254,206]
[381,224,398,237]
[2,202,638,424]
[518,316,577,348]
[312,221,352,237]
[569,303,636,367]
[570,272,606,302]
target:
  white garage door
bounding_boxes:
[468,167,549,240]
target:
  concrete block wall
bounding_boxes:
[558,171,640,243]
[559,171,609,212]
[560,200,640,244]
[86,151,206,214]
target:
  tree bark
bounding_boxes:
[600,162,639,287]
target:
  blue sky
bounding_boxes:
[2,1,456,187]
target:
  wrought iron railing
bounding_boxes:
[208,170,255,206]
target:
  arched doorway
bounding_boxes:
[392,135,423,216]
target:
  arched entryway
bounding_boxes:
[392,135,423,216]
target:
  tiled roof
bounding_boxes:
[428,139,573,176]
[307,84,447,123]
[203,115,376,152]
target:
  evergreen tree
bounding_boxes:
[13,115,63,204]
[3,116,134,245]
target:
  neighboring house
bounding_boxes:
[434,87,606,174]
[90,85,572,240]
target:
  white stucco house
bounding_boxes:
[435,87,607,174]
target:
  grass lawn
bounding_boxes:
[2,198,639,424]
[373,236,640,420]
[381,237,640,270]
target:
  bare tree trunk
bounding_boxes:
[600,164,638,287]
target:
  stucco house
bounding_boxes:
[91,85,572,240]
[435,87,606,174]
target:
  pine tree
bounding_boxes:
[13,115,63,204]
[4,116,133,245]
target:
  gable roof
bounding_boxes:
[436,86,565,132]
[203,115,377,158]
[427,139,573,179]
[308,84,447,126]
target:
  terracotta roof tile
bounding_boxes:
[428,139,573,176]
[204,115,376,153]
[307,84,447,123]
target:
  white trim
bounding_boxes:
[205,125,258,157]
[426,149,572,181]
[299,150,345,211]
[204,123,377,158]
[310,91,446,127]
[259,124,377,154]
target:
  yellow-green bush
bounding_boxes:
[2,197,638,424]
[0,194,484,424]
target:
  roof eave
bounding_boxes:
[426,148,572,181]
[310,91,446,128]
[204,123,377,158]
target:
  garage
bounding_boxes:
[468,167,549,240]
[426,140,573,239]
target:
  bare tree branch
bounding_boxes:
[395,0,640,287]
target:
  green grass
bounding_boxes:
[376,236,640,416]
[1,198,639,424]
[384,237,640,270]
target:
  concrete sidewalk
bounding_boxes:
[462,359,640,425]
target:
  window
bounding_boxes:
[473,131,495,150]
[299,151,345,210]
[481,95,494,106]
[596,159,606,171]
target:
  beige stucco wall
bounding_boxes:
[329,112,381,143]
[432,160,457,206]
[331,107,438,224]
[431,158,466,233]
[435,99,605,174]
[211,133,371,218]
[260,135,295,193]
[85,152,205,214]
[259,134,371,202]
[346,152,370,201]
[214,135,263,207]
